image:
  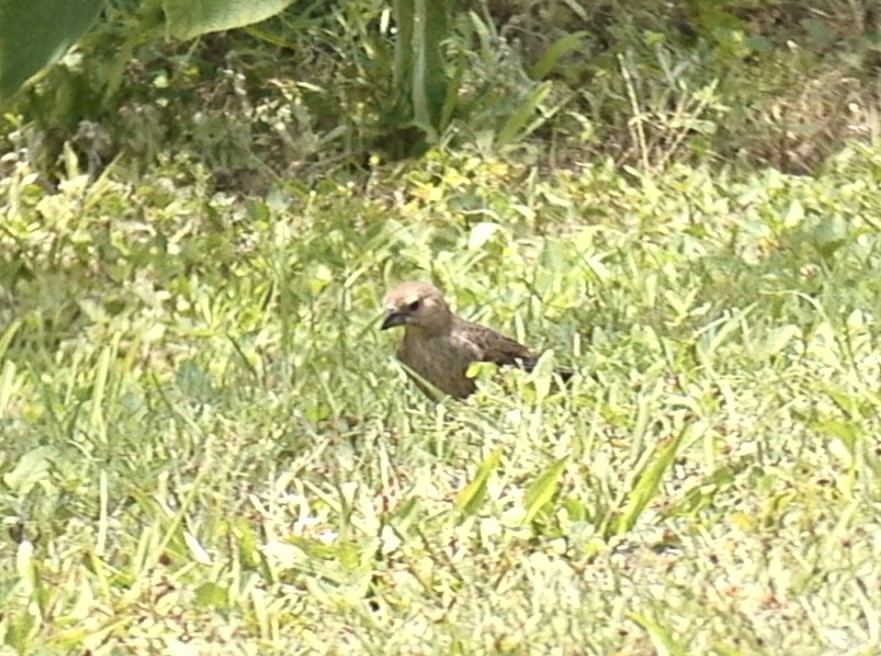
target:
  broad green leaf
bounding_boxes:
[439,49,465,132]
[194,582,230,609]
[162,0,297,40]
[0,359,16,416]
[468,11,494,71]
[409,0,450,134]
[467,222,501,250]
[455,448,503,516]
[812,214,848,258]
[0,0,105,100]
[4,446,58,494]
[522,458,567,525]
[5,610,36,651]
[527,349,557,402]
[0,319,21,361]
[529,32,588,80]
[756,324,801,360]
[611,426,687,536]
[495,81,552,147]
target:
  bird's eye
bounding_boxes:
[408,300,421,312]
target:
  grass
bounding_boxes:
[1,143,881,654]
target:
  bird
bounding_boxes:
[380,281,573,399]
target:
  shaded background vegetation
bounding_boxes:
[2,0,879,186]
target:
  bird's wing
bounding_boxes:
[457,318,575,382]
[457,319,538,369]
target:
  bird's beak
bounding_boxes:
[381,310,406,330]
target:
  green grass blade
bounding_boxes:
[627,612,688,656]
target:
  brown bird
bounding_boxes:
[380,281,572,399]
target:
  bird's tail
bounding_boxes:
[514,358,575,383]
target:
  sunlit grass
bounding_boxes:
[1,146,881,653]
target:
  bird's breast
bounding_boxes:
[397,333,478,398]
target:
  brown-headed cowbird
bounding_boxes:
[380,281,572,399]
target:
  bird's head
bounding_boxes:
[381,281,451,334]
